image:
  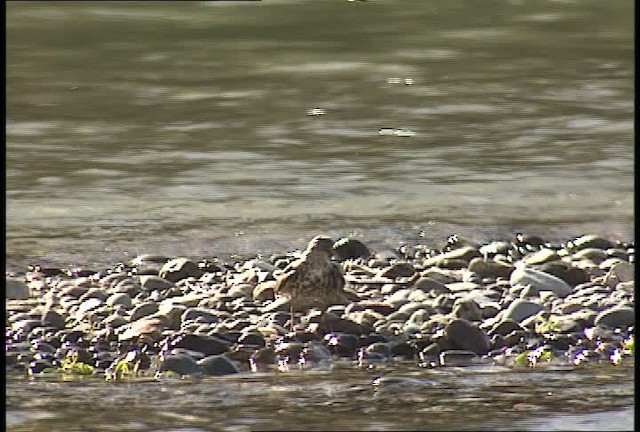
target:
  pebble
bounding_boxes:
[5,233,634,381]
[510,265,572,298]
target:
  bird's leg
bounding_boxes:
[289,303,295,334]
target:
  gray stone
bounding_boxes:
[510,266,572,297]
[467,258,514,279]
[197,354,240,376]
[444,318,491,355]
[160,354,203,376]
[413,277,449,293]
[139,275,174,291]
[6,278,29,300]
[502,299,544,323]
[423,246,481,268]
[129,302,159,322]
[570,235,614,251]
[159,258,204,283]
[521,248,560,266]
[253,280,277,302]
[594,306,635,329]
[106,292,132,309]
[439,350,478,367]
[333,238,372,261]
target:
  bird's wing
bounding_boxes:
[330,262,346,291]
[274,261,305,295]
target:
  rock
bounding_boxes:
[130,302,159,322]
[573,248,608,263]
[159,258,204,283]
[105,293,132,309]
[6,278,30,300]
[139,275,174,291]
[594,306,635,329]
[510,266,572,297]
[181,307,219,324]
[197,354,240,376]
[488,319,525,337]
[502,299,544,323]
[467,258,514,279]
[444,318,490,355]
[118,317,166,342]
[423,246,481,268]
[452,299,482,321]
[261,296,291,314]
[521,248,560,266]
[379,262,415,279]
[333,238,372,261]
[324,333,359,357]
[41,309,66,330]
[160,353,203,376]
[413,277,449,293]
[603,262,634,288]
[439,350,478,366]
[253,280,277,302]
[168,333,230,356]
[445,282,482,293]
[569,235,614,251]
[538,262,590,287]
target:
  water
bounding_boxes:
[5,362,635,431]
[5,1,635,430]
[5,0,634,272]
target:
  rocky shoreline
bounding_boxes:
[5,233,635,379]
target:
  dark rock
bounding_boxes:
[468,258,514,279]
[139,275,174,291]
[502,299,545,323]
[439,350,477,366]
[168,333,230,356]
[379,262,415,279]
[28,359,54,374]
[419,342,441,359]
[365,342,391,357]
[253,281,277,302]
[160,353,203,376]
[569,235,614,251]
[324,333,359,357]
[198,354,240,376]
[389,340,416,359]
[129,302,160,322]
[413,277,449,294]
[181,308,219,324]
[488,319,525,337]
[594,306,635,329]
[539,262,590,287]
[6,278,30,300]
[41,309,66,330]
[444,318,490,355]
[159,258,204,283]
[237,332,266,348]
[333,238,372,261]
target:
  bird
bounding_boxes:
[274,235,348,331]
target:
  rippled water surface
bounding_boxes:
[6,0,634,271]
[5,362,635,431]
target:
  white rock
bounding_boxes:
[510,265,572,298]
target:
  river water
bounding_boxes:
[5,1,635,430]
[5,0,634,272]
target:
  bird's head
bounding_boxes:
[305,235,336,257]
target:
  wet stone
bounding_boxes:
[444,318,491,355]
[594,306,635,329]
[197,354,240,376]
[160,353,203,376]
[333,237,372,261]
